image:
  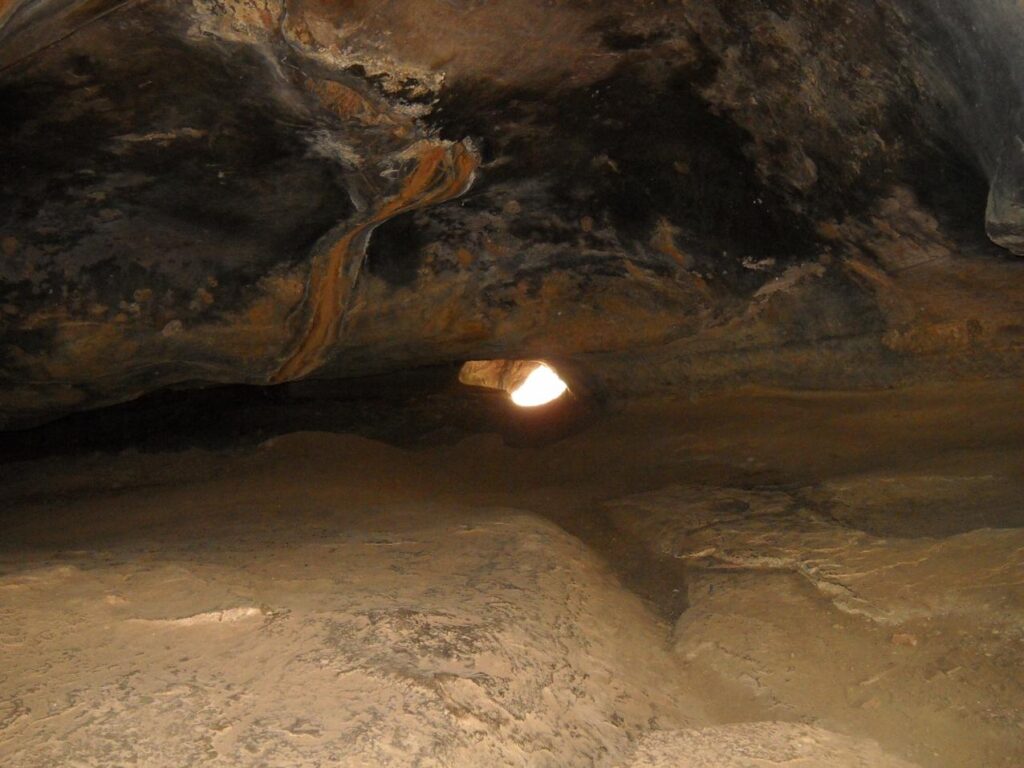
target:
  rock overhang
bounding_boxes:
[1,0,1023,427]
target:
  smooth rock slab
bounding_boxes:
[0,506,699,767]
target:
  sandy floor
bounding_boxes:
[1,380,1022,766]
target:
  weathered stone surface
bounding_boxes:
[0,502,701,767]
[1,0,1024,425]
[622,723,920,768]
[458,358,540,392]
[605,483,1024,625]
[1,389,1023,768]
[602,475,1024,767]
[986,132,1024,255]
[673,571,1024,768]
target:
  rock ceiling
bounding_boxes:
[1,0,1022,426]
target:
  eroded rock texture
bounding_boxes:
[1,0,1023,424]
[606,479,1024,766]
[987,133,1024,255]
[2,386,1023,767]
[606,482,1024,625]
[0,502,702,766]
[625,723,920,768]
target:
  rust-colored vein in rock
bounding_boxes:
[271,140,478,383]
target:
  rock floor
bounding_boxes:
[1,380,1022,767]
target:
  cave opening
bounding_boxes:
[1,1,1023,766]
[458,358,571,407]
[509,363,568,407]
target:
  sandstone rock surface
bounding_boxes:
[623,723,920,768]
[0,505,700,767]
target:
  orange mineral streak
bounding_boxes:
[0,0,19,26]
[271,140,478,383]
[306,78,414,138]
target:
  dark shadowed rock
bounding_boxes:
[1,0,1023,426]
[987,130,1024,255]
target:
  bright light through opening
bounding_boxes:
[510,364,568,407]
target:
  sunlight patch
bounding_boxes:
[459,360,570,407]
[509,364,568,407]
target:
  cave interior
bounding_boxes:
[1,1,1023,766]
